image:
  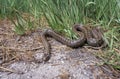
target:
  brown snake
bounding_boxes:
[41,24,106,62]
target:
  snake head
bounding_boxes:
[87,38,99,47]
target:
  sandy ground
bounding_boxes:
[0,19,120,79]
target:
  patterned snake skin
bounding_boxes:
[40,24,106,62]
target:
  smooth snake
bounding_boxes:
[40,24,106,62]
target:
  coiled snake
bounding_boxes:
[41,24,106,62]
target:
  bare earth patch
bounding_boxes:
[0,19,120,79]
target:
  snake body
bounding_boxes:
[86,26,103,47]
[41,24,86,61]
[41,24,105,62]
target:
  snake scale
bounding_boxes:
[41,24,106,62]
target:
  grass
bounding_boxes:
[0,0,42,35]
[0,0,120,70]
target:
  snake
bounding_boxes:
[40,24,105,62]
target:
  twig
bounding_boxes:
[114,48,120,54]
[0,66,23,74]
[0,46,43,52]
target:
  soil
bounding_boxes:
[0,19,120,79]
